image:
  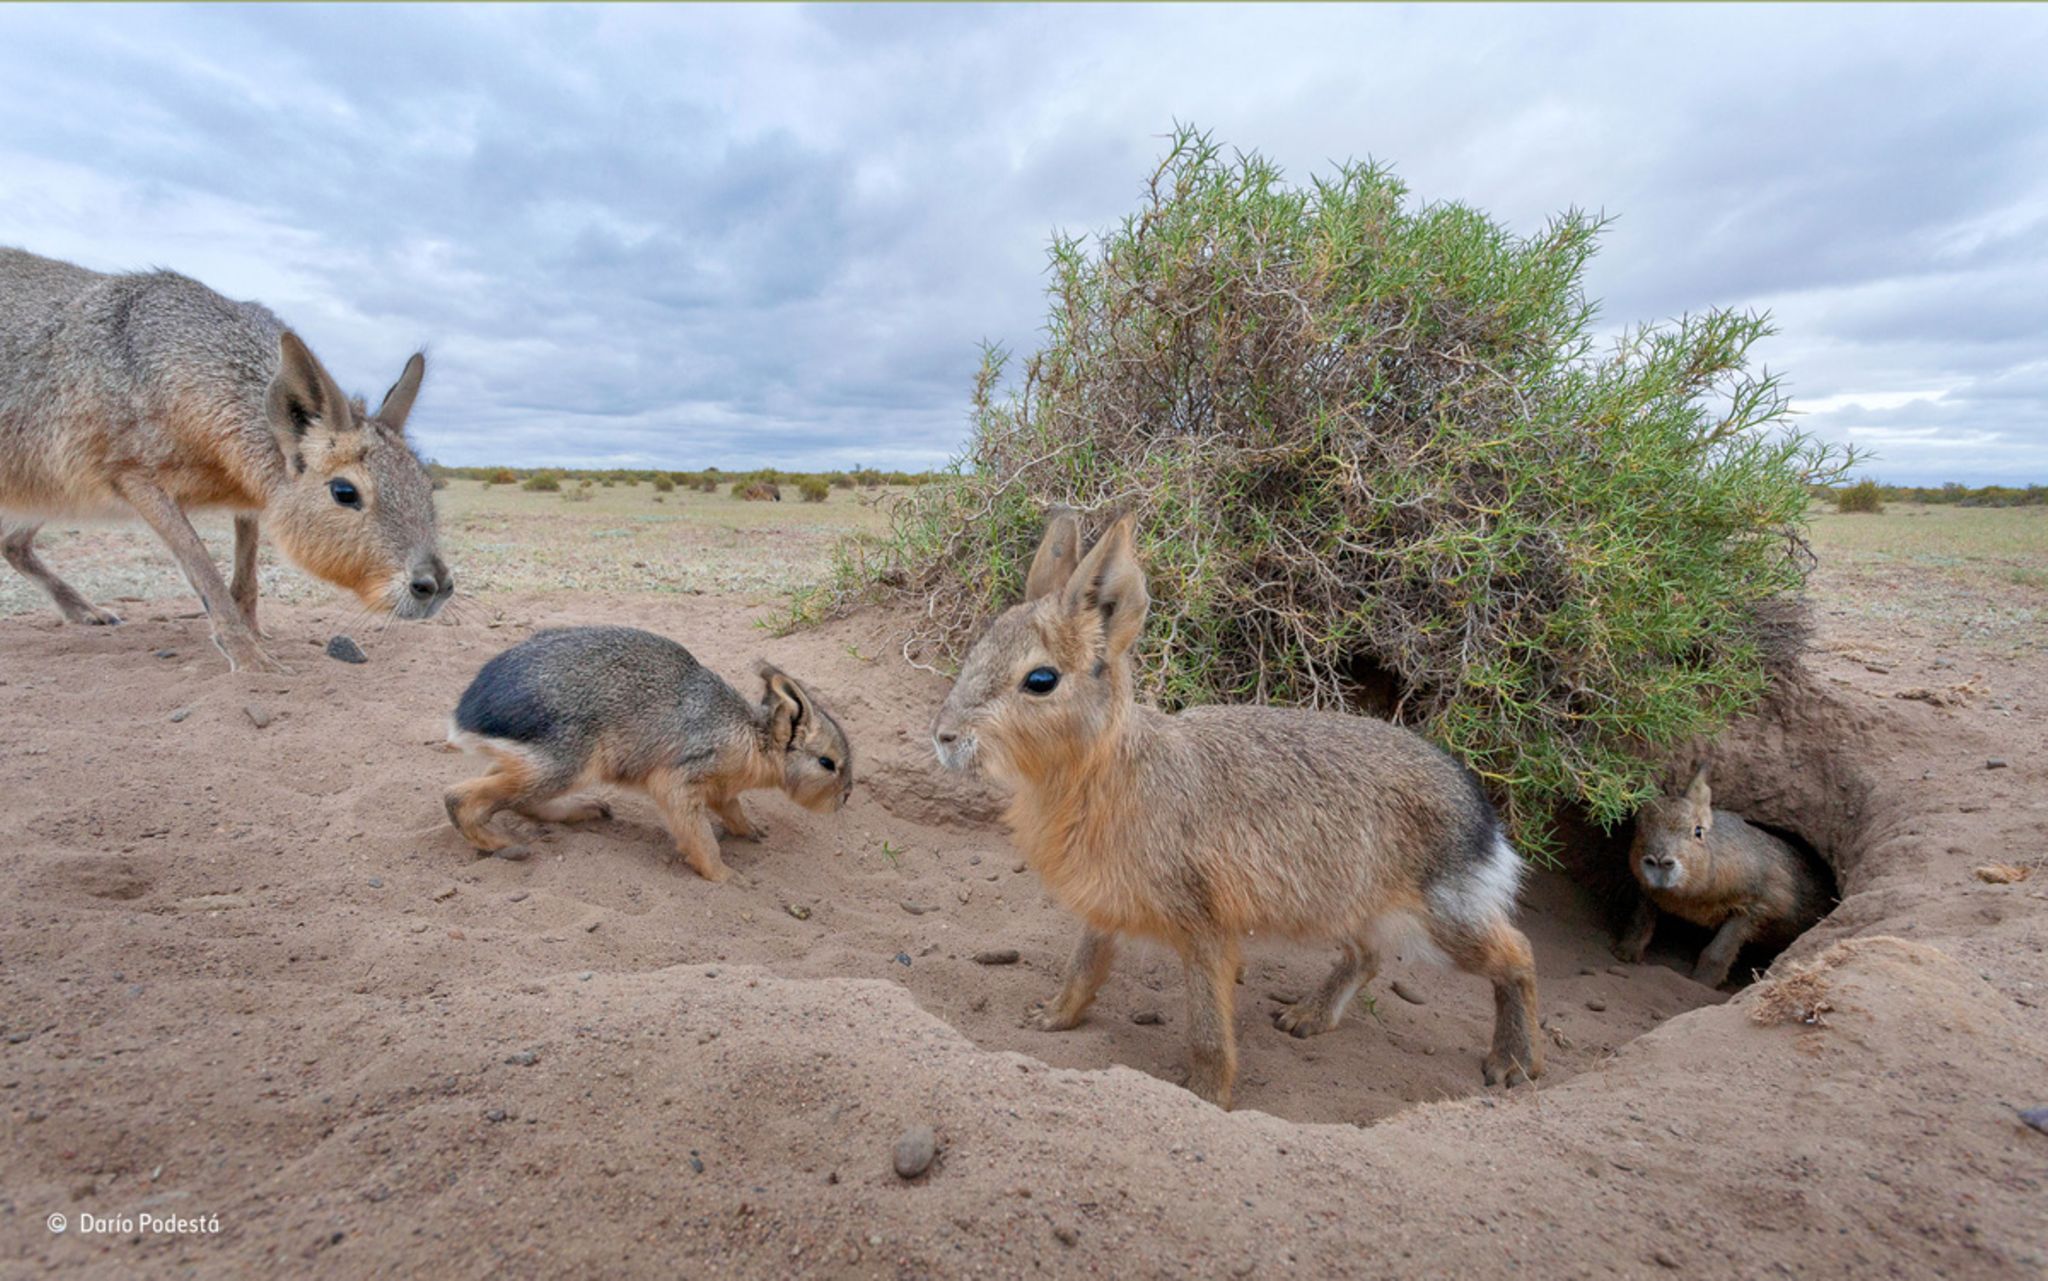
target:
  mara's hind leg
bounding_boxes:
[1275,941,1380,1038]
[1432,914,1543,1087]
[443,747,570,856]
[515,793,612,824]
[1,520,121,625]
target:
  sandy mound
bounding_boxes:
[3,594,2044,1277]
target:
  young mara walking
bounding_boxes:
[445,626,853,880]
[931,511,1543,1108]
[0,248,451,671]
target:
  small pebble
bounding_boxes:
[154,648,177,659]
[2020,1107,2048,1135]
[1586,998,1608,1012]
[6,1032,30,1044]
[504,1050,537,1067]
[786,904,811,920]
[243,704,272,729]
[689,1152,706,1174]
[367,877,383,889]
[583,920,600,933]
[893,952,912,967]
[1607,965,1629,978]
[485,1109,509,1123]
[892,1125,937,1179]
[578,971,594,982]
[973,949,1021,966]
[432,885,458,901]
[1012,862,1028,874]
[901,901,934,916]
[168,708,190,723]
[1131,1010,1164,1025]
[1986,758,2008,770]
[325,635,368,664]
[1653,1248,1681,1269]
[508,891,529,903]
[1390,979,1427,1006]
[1053,1225,1078,1247]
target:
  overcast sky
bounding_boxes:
[3,4,2045,483]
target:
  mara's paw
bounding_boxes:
[64,604,122,626]
[1272,1000,1338,1039]
[490,843,534,862]
[1483,1050,1536,1088]
[1611,942,1646,964]
[221,640,291,675]
[1182,1064,1234,1110]
[1026,1001,1084,1033]
[686,858,734,884]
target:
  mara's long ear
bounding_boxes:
[1061,515,1149,663]
[375,352,426,430]
[264,332,358,467]
[1023,506,1083,602]
[758,660,816,748]
[1683,763,1713,808]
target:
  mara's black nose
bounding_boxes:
[935,730,959,745]
[410,577,436,600]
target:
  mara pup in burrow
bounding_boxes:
[930,512,1543,1108]
[445,626,853,880]
[1615,765,1830,988]
[0,248,452,672]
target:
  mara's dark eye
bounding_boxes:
[1693,824,1704,840]
[329,478,362,509]
[818,756,837,773]
[1022,666,1059,695]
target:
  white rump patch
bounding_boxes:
[1427,832,1526,929]
[1364,910,1450,969]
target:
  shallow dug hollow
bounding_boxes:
[3,596,2044,1278]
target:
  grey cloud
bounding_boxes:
[0,4,2044,483]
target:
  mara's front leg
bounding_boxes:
[1694,913,1758,988]
[1029,926,1118,1031]
[646,767,732,883]
[230,514,262,635]
[114,475,283,672]
[1180,932,1243,1109]
[1613,895,1658,964]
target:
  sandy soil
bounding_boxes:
[2,523,2045,1277]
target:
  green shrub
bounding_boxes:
[829,472,854,490]
[653,476,676,493]
[561,488,593,503]
[799,476,831,503]
[796,126,1856,855]
[735,480,781,502]
[696,477,719,493]
[485,467,519,487]
[521,471,561,493]
[1833,479,1884,513]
